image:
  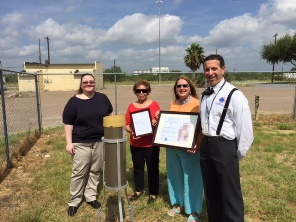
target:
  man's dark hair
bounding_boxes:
[203,54,225,68]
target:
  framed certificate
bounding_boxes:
[152,111,200,150]
[130,108,153,137]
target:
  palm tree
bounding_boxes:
[184,43,205,79]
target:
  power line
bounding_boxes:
[0,53,39,59]
[3,66,23,69]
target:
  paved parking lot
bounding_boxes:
[1,83,295,135]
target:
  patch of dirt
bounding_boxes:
[0,133,55,222]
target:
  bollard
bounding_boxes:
[255,95,259,121]
[103,115,127,188]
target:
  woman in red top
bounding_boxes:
[125,79,160,205]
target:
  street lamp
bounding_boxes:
[156,1,163,83]
[272,33,278,83]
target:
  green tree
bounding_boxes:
[4,74,18,83]
[104,66,125,82]
[184,43,205,87]
[184,43,205,72]
[261,33,296,70]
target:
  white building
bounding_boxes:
[133,67,170,74]
[151,67,169,73]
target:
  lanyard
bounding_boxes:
[206,81,226,120]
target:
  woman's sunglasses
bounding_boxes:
[82,81,95,85]
[176,84,189,89]
[135,89,149,94]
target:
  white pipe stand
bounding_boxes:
[98,138,134,222]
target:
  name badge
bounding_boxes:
[203,122,209,134]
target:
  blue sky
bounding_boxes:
[0,0,296,73]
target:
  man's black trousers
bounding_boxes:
[200,136,244,222]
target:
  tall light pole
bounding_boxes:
[272,33,278,83]
[156,1,163,83]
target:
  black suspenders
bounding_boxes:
[216,88,237,135]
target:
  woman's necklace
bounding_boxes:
[179,95,191,105]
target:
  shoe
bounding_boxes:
[68,206,78,217]
[187,214,199,222]
[147,196,157,204]
[167,207,181,217]
[86,200,101,209]
[129,192,141,202]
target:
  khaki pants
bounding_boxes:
[68,141,103,207]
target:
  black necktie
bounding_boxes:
[202,87,214,96]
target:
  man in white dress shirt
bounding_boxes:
[200,54,254,222]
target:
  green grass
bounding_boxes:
[2,119,296,222]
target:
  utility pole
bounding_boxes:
[114,59,118,115]
[39,39,42,64]
[156,1,163,83]
[44,36,50,64]
[271,33,278,83]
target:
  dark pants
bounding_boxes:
[130,145,160,195]
[200,136,244,222]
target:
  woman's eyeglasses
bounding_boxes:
[176,84,189,89]
[82,81,95,85]
[135,89,149,94]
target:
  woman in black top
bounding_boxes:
[63,73,113,217]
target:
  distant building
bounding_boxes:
[151,67,169,73]
[133,67,170,75]
[19,61,103,92]
[283,73,296,79]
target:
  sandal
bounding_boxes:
[167,208,181,217]
[187,214,199,222]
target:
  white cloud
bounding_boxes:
[205,13,260,47]
[25,18,105,46]
[0,0,295,72]
[259,0,296,25]
[104,13,182,45]
[1,12,23,26]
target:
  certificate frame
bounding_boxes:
[130,108,153,137]
[152,111,200,150]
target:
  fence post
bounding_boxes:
[294,87,296,121]
[0,68,11,168]
[114,73,118,115]
[34,74,43,134]
[255,95,259,121]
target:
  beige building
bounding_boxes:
[19,61,103,92]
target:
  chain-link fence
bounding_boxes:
[1,70,296,175]
[0,69,41,173]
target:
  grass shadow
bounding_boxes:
[0,130,41,182]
